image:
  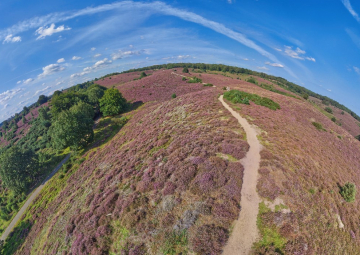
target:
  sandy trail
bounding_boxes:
[219,95,262,255]
[0,154,71,241]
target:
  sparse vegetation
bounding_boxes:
[187,77,202,83]
[312,121,325,131]
[203,83,213,87]
[224,90,280,110]
[172,93,177,98]
[325,107,333,114]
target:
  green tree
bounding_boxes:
[22,116,26,125]
[37,95,48,105]
[99,88,127,116]
[49,103,94,150]
[50,91,89,117]
[182,67,189,73]
[340,182,356,202]
[0,147,39,194]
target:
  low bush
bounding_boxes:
[340,182,356,202]
[203,83,213,87]
[325,107,333,114]
[172,94,177,99]
[312,122,325,131]
[187,77,202,83]
[224,90,280,110]
[182,77,186,81]
[247,77,258,85]
[331,117,336,122]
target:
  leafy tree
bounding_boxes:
[99,88,127,116]
[70,101,95,119]
[325,107,333,114]
[49,103,94,150]
[38,107,50,121]
[182,67,189,73]
[140,72,147,78]
[86,84,106,106]
[22,116,26,124]
[0,147,39,194]
[37,95,48,105]
[50,91,89,117]
[340,182,356,202]
[23,106,29,115]
[53,90,62,97]
[302,93,309,100]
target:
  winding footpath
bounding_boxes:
[0,154,71,241]
[219,95,262,255]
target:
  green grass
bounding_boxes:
[259,83,297,99]
[224,90,280,110]
[254,202,287,254]
[187,77,202,83]
[109,221,130,254]
[160,230,188,255]
[203,83,213,87]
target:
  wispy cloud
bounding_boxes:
[57,58,65,63]
[342,0,360,22]
[23,78,34,84]
[111,49,145,60]
[72,56,82,60]
[91,47,96,51]
[346,28,360,49]
[38,64,65,78]
[94,53,101,58]
[35,23,71,40]
[283,46,316,62]
[3,34,21,44]
[71,58,112,78]
[0,88,23,105]
[353,66,360,75]
[265,62,284,68]
[257,66,269,71]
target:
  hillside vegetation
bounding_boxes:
[0,64,360,254]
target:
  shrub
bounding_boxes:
[172,94,177,99]
[331,117,336,122]
[182,67,189,73]
[140,72,147,79]
[325,107,333,114]
[312,122,325,131]
[187,77,202,83]
[247,77,258,85]
[99,88,127,116]
[302,93,309,100]
[224,90,280,110]
[182,77,186,81]
[356,135,360,141]
[341,111,345,115]
[222,87,227,90]
[340,182,356,202]
[203,83,213,87]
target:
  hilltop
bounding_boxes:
[1,64,360,254]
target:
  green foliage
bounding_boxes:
[302,93,309,100]
[182,77,186,81]
[49,104,94,150]
[331,117,336,122]
[247,77,258,85]
[86,84,106,105]
[0,147,39,194]
[224,90,280,110]
[140,72,147,78]
[182,67,189,73]
[255,202,287,253]
[161,230,188,255]
[259,83,297,98]
[325,107,333,114]
[50,91,89,117]
[203,83,213,87]
[341,111,345,115]
[312,122,325,131]
[356,135,360,141]
[171,94,177,99]
[187,77,202,83]
[99,88,127,116]
[37,95,48,105]
[340,182,356,202]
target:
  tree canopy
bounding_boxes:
[99,88,127,116]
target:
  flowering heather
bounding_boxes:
[12,72,249,255]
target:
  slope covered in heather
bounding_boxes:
[3,65,360,255]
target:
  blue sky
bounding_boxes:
[0,0,359,122]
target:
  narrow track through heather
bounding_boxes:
[219,95,262,255]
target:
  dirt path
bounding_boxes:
[219,95,262,255]
[0,154,71,241]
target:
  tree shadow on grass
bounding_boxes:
[1,220,32,255]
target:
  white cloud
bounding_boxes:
[72,56,82,60]
[283,46,315,62]
[57,58,65,63]
[23,78,34,84]
[3,34,21,44]
[177,55,191,60]
[342,0,360,23]
[71,58,112,78]
[111,50,144,60]
[265,62,284,68]
[0,88,23,105]
[257,66,269,71]
[243,58,249,61]
[353,66,360,75]
[91,47,96,51]
[35,86,51,95]
[38,64,65,78]
[35,23,71,40]
[274,48,282,52]
[94,53,101,58]
[17,80,22,84]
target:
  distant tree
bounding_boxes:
[325,107,333,114]
[49,104,94,150]
[140,72,147,78]
[99,88,127,116]
[302,93,309,100]
[331,117,336,122]
[0,146,39,194]
[37,95,48,105]
[23,106,29,115]
[50,91,89,117]
[38,107,50,121]
[22,116,26,125]
[182,67,189,73]
[86,84,106,106]
[53,90,62,97]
